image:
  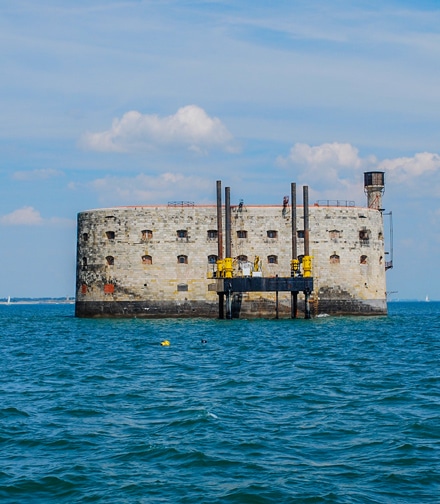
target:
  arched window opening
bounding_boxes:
[106,231,115,240]
[177,283,188,292]
[329,230,340,240]
[177,255,188,264]
[360,255,368,265]
[267,255,278,264]
[236,254,248,262]
[141,229,153,240]
[297,230,305,239]
[106,255,114,266]
[142,255,152,265]
[237,230,248,239]
[207,230,218,240]
[330,254,340,264]
[208,254,218,264]
[177,229,188,239]
[82,233,89,242]
[267,230,278,239]
[82,257,88,270]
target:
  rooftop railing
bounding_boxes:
[315,200,356,207]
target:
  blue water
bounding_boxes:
[0,303,439,503]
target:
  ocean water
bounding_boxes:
[0,303,439,503]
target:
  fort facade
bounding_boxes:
[75,176,390,318]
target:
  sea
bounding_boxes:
[0,302,439,503]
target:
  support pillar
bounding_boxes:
[225,187,232,319]
[303,185,311,319]
[291,182,298,319]
[216,180,224,319]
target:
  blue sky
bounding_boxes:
[1,0,439,300]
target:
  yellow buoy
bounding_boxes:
[160,340,170,346]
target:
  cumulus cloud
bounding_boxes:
[83,172,213,205]
[80,105,236,154]
[0,207,43,226]
[280,142,363,168]
[0,207,75,227]
[378,152,440,183]
[277,142,374,200]
[12,169,63,181]
[277,141,440,202]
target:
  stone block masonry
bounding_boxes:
[75,203,387,318]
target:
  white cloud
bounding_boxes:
[378,152,440,184]
[80,105,236,154]
[278,142,440,184]
[12,168,63,181]
[84,172,213,205]
[277,142,373,201]
[0,207,74,227]
[0,207,43,226]
[277,141,440,202]
[280,142,363,169]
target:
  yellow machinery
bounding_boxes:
[302,256,312,277]
[290,258,300,277]
[223,257,233,278]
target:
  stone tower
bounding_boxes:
[364,171,385,210]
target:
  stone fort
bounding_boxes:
[75,173,391,318]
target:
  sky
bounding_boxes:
[1,0,440,300]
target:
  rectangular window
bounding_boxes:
[208,255,218,264]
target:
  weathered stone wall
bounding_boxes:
[75,203,387,317]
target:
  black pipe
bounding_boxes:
[216,180,224,319]
[216,180,223,260]
[225,187,231,258]
[303,185,311,319]
[291,182,298,319]
[303,185,309,257]
[225,187,232,319]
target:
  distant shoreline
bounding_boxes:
[0,299,75,305]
